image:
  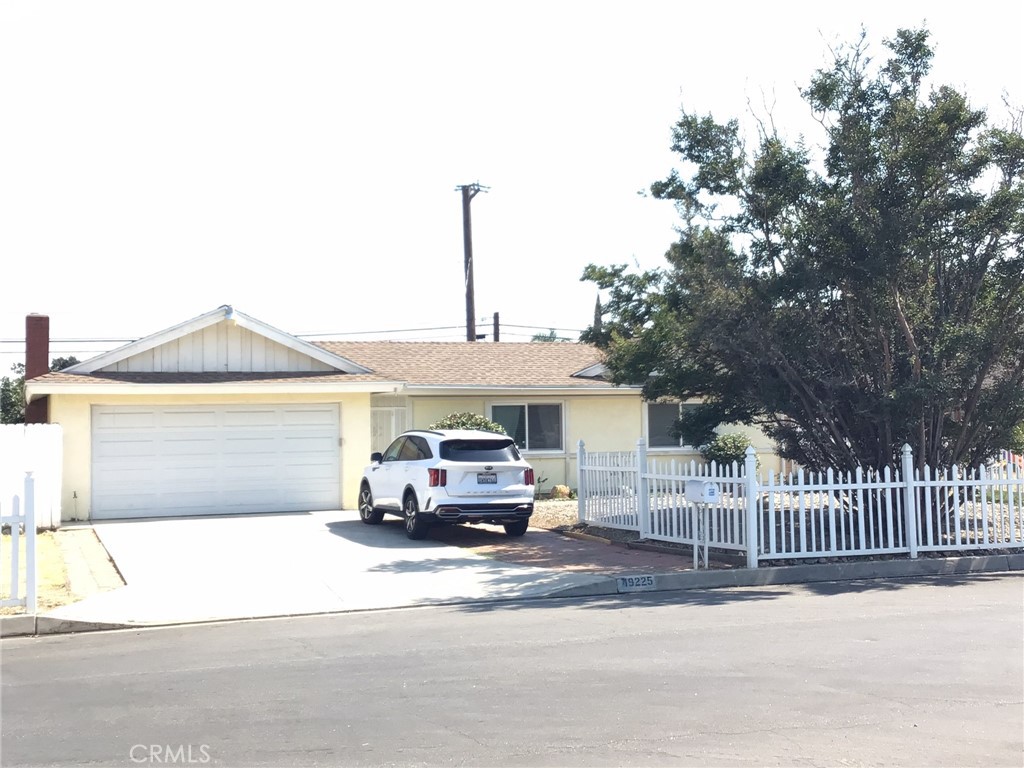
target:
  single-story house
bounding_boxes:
[24,306,779,522]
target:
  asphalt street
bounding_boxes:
[2,574,1023,767]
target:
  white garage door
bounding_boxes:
[91,404,341,519]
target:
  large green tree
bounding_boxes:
[583,28,1024,472]
[0,364,26,424]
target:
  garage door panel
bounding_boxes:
[157,466,220,484]
[280,409,337,426]
[162,438,220,456]
[94,410,157,430]
[161,410,220,428]
[223,409,279,427]
[221,468,280,484]
[222,438,279,455]
[94,466,165,485]
[94,439,159,459]
[276,465,337,481]
[92,404,341,519]
[95,491,160,511]
[282,435,337,453]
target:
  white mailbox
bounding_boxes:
[685,480,720,503]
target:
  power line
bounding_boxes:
[501,324,585,333]
[0,321,585,346]
[294,325,465,338]
[0,338,133,344]
[501,332,577,340]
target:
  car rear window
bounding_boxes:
[440,439,521,462]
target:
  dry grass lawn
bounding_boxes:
[0,531,72,614]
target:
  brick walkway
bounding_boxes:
[430,524,698,573]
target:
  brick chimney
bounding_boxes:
[25,313,49,423]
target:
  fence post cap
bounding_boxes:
[901,443,913,455]
[577,439,585,449]
[744,446,756,456]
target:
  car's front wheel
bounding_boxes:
[503,519,529,537]
[358,483,384,525]
[404,493,430,540]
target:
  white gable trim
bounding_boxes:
[66,306,372,375]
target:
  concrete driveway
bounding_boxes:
[43,511,612,626]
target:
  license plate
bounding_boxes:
[477,472,497,484]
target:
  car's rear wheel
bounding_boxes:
[503,519,529,537]
[358,484,384,525]
[404,494,430,540]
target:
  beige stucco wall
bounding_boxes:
[47,388,783,520]
[409,398,487,430]
[405,393,644,490]
[405,393,783,488]
[48,391,372,521]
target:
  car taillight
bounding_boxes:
[524,468,535,485]
[428,468,447,487]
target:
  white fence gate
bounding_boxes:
[0,424,62,529]
[1,472,37,613]
[578,439,1024,568]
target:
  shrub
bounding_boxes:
[1007,422,1024,454]
[428,412,506,434]
[550,484,571,499]
[700,433,756,470]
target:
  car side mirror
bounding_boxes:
[370,452,383,464]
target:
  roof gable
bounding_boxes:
[67,306,371,375]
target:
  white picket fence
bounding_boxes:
[1,472,37,612]
[0,424,63,529]
[577,439,1024,568]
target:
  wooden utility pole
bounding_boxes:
[493,312,500,342]
[457,183,488,341]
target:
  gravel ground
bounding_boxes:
[530,499,581,530]
[530,499,647,545]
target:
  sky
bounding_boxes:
[1,1,1022,372]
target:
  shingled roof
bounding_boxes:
[23,307,624,396]
[313,341,613,388]
[27,342,618,392]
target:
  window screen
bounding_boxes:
[491,404,562,451]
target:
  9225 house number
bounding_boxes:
[616,575,657,593]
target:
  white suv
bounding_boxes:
[358,429,536,540]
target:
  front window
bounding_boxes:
[491,403,563,451]
[647,402,700,448]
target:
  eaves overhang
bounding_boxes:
[399,384,641,396]
[26,379,406,402]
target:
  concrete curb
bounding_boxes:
[548,552,1024,598]
[1,615,128,638]
[0,615,37,638]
